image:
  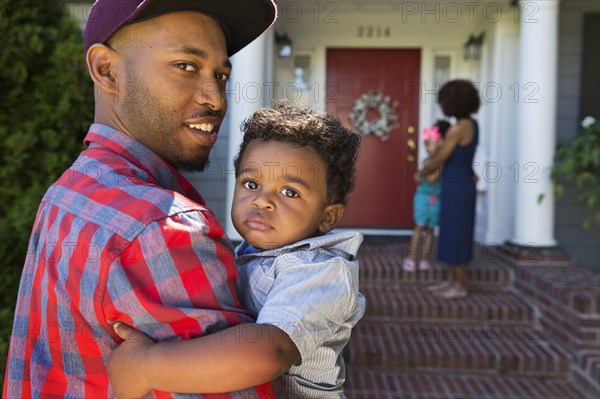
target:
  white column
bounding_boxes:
[225,32,271,240]
[512,0,559,246]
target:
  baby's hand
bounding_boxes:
[108,322,155,398]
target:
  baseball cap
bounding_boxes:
[84,0,277,56]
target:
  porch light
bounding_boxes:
[275,32,293,58]
[464,33,484,61]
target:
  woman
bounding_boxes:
[422,80,480,299]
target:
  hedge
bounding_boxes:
[0,0,93,386]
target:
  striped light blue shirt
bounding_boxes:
[235,230,366,398]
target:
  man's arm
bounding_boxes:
[103,212,292,397]
[108,321,298,397]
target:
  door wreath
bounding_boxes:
[350,91,399,141]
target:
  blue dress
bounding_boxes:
[438,119,478,265]
[413,157,442,228]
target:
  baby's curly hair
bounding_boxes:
[234,101,361,205]
[434,119,451,138]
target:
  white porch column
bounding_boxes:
[225,31,272,240]
[512,0,559,247]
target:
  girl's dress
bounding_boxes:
[438,119,478,265]
[413,159,441,228]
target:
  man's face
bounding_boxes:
[113,12,231,171]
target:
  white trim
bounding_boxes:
[225,32,271,242]
[419,47,460,164]
[512,0,559,246]
[336,228,413,236]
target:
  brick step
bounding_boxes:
[362,283,535,323]
[358,244,511,286]
[573,352,600,398]
[344,368,589,399]
[345,321,571,377]
[509,262,600,316]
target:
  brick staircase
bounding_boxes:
[344,239,600,399]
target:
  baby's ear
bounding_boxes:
[318,204,345,233]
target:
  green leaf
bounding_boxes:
[537,193,545,204]
[552,119,600,227]
[582,220,591,230]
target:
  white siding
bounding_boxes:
[555,0,600,268]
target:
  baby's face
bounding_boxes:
[231,140,331,250]
[425,139,440,156]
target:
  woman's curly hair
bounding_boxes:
[234,101,361,205]
[438,79,480,119]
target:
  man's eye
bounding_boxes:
[243,181,258,190]
[175,63,196,72]
[281,188,299,198]
[216,73,230,82]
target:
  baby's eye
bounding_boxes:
[175,62,196,72]
[216,73,230,82]
[281,188,299,198]
[243,180,258,190]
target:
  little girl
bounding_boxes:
[403,120,450,272]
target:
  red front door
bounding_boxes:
[326,49,421,228]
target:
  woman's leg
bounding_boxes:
[453,265,467,292]
[433,264,468,298]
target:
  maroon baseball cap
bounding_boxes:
[83,0,277,56]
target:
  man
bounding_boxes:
[3,0,285,397]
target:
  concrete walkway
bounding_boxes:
[344,237,600,399]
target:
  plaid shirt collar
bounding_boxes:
[83,123,205,204]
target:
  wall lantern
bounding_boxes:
[275,32,293,58]
[464,33,484,61]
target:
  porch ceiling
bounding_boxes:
[276,0,517,13]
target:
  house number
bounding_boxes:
[357,25,391,38]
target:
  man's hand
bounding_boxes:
[107,322,155,398]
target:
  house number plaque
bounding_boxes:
[357,25,391,38]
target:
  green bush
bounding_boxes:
[552,116,600,229]
[0,0,93,387]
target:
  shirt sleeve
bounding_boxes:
[255,251,357,362]
[102,210,255,341]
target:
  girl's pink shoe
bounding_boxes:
[402,258,416,272]
[418,260,432,270]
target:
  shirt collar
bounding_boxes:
[83,123,205,204]
[236,230,363,259]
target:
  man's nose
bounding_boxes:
[195,81,225,111]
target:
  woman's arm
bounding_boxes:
[421,124,462,175]
[426,166,443,184]
[107,322,299,397]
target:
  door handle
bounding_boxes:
[407,126,416,162]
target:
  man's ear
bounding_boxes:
[85,44,121,96]
[318,203,345,234]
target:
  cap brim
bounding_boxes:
[132,0,277,56]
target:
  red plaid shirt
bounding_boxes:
[3,124,285,398]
